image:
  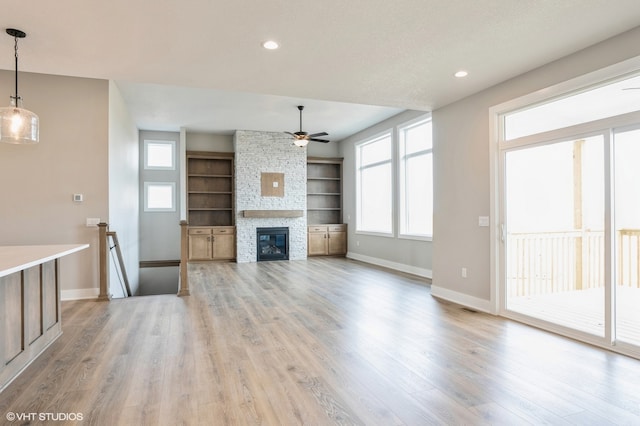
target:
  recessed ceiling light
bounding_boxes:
[262,40,279,50]
[454,70,468,78]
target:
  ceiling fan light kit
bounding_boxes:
[0,28,39,144]
[285,105,329,147]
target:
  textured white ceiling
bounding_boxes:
[3,1,640,140]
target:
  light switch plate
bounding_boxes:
[86,218,100,227]
[478,216,489,227]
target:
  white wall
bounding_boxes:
[432,26,640,310]
[108,81,140,296]
[139,130,181,261]
[0,71,109,298]
[339,109,433,277]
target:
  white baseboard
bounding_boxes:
[346,252,432,279]
[61,288,100,301]
[430,285,496,314]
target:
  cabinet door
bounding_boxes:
[308,229,328,256]
[188,234,212,260]
[212,234,235,260]
[328,231,347,255]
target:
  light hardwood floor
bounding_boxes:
[1,257,639,425]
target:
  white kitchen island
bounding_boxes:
[0,244,89,391]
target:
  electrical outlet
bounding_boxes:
[461,267,467,278]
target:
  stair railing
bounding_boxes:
[98,223,132,299]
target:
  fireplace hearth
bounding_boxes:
[256,227,289,261]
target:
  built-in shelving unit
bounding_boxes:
[307,157,346,256]
[186,151,236,261]
[187,151,234,226]
[307,157,343,225]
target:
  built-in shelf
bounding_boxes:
[306,157,343,226]
[186,151,235,227]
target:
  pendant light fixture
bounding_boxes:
[0,28,39,144]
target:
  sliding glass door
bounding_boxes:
[614,127,640,346]
[496,71,640,355]
[504,136,605,336]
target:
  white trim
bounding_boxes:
[354,230,394,238]
[355,131,394,235]
[489,56,640,119]
[430,285,495,314]
[397,116,433,239]
[346,251,432,279]
[398,233,432,242]
[490,56,640,314]
[61,287,100,301]
[144,181,177,212]
[502,309,640,360]
[144,139,176,170]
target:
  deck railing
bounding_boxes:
[506,229,640,297]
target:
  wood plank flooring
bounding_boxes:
[1,257,640,425]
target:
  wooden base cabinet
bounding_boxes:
[188,226,235,261]
[308,225,347,256]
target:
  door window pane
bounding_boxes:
[505,136,605,336]
[614,128,640,346]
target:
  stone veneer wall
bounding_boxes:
[234,130,307,262]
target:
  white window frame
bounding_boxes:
[144,182,176,212]
[355,131,394,237]
[144,140,176,170]
[489,56,640,322]
[398,115,433,241]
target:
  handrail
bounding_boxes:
[97,223,132,299]
[106,230,132,297]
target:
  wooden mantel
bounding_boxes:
[242,210,304,218]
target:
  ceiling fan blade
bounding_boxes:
[308,132,328,138]
[309,138,330,143]
[284,131,296,136]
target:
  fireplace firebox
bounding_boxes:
[256,227,289,261]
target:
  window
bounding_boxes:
[144,140,176,170]
[144,182,176,212]
[504,73,640,140]
[399,118,433,238]
[356,133,393,234]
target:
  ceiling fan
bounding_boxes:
[285,105,330,147]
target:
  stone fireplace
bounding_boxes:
[234,130,307,262]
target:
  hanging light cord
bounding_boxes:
[13,34,19,104]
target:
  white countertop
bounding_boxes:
[0,244,90,278]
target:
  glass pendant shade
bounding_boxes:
[293,138,309,147]
[0,98,39,144]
